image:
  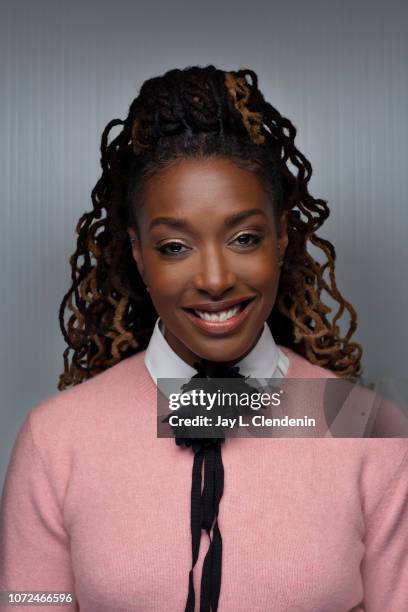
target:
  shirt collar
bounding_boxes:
[144,317,289,385]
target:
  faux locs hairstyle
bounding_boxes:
[58,65,363,390]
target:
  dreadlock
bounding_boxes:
[58,64,363,390]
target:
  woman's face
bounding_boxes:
[128,157,288,370]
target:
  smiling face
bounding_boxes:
[127,157,288,370]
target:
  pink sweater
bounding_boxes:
[1,346,407,611]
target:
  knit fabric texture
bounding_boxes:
[1,345,407,611]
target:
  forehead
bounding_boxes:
[138,157,274,225]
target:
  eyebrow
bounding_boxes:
[148,207,267,232]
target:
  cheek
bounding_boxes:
[243,252,280,288]
[241,252,281,314]
[143,256,185,308]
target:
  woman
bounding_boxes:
[0,65,407,612]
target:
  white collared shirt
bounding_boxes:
[144,317,289,385]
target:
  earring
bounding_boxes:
[145,286,150,293]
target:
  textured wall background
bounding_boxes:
[1,0,407,486]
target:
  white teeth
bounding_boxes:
[194,304,242,322]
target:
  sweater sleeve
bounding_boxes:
[361,448,408,611]
[0,412,78,611]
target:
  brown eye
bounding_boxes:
[232,233,263,247]
[156,242,190,256]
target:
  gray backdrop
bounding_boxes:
[1,0,407,487]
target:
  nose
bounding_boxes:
[192,245,237,297]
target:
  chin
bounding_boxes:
[190,339,253,365]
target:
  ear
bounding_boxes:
[127,227,146,282]
[277,212,289,257]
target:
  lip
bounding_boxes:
[182,295,257,313]
[182,296,257,336]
